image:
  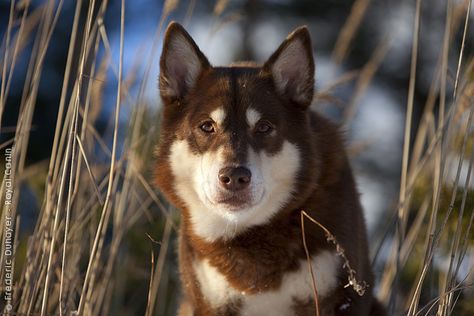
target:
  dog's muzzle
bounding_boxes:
[218,166,251,191]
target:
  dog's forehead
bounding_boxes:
[191,67,277,121]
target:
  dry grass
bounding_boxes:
[300,211,369,316]
[1,0,178,315]
[0,0,473,315]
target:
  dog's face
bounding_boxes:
[155,23,316,242]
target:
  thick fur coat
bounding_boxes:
[154,22,384,316]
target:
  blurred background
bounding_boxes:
[0,0,473,315]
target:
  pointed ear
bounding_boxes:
[263,26,315,107]
[159,22,210,100]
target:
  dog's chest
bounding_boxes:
[193,250,340,316]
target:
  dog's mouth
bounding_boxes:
[204,188,265,212]
[215,194,251,208]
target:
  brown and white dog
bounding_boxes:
[154,22,384,316]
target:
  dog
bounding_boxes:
[154,22,384,316]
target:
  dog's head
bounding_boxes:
[155,22,317,242]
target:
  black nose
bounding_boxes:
[218,166,252,191]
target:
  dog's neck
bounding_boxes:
[182,205,332,292]
[181,181,335,255]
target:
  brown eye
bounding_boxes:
[255,121,273,134]
[200,121,215,133]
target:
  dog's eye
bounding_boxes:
[200,121,215,133]
[255,121,273,134]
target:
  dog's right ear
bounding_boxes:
[159,22,210,100]
[263,26,314,108]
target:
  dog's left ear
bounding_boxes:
[263,26,315,108]
[160,22,210,101]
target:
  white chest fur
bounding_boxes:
[193,250,341,316]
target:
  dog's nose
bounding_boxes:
[218,166,251,191]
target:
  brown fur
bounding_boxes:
[154,22,384,316]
